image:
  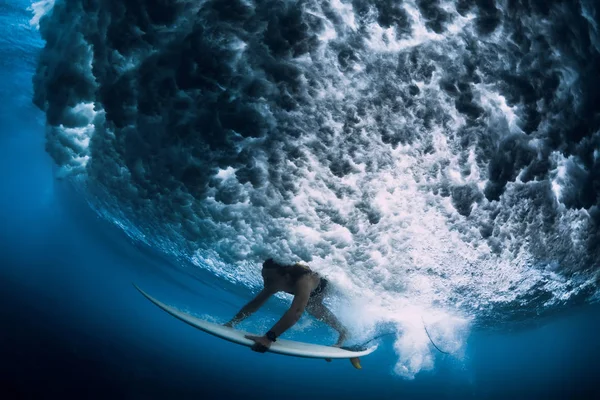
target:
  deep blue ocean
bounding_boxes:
[2,0,600,398]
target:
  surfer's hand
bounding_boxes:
[245,334,272,353]
[224,320,234,328]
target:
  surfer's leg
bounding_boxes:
[306,295,348,345]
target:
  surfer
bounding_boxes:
[225,258,348,353]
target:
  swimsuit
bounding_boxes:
[309,276,329,298]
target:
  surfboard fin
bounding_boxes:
[350,357,362,369]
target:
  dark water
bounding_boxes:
[2,0,600,398]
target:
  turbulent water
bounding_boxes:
[32,0,600,377]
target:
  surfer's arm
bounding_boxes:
[267,279,311,338]
[225,288,274,327]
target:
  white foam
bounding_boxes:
[364,1,473,53]
[549,151,568,203]
[329,0,357,31]
[29,0,55,29]
[476,84,523,134]
[215,166,237,180]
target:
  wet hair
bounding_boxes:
[262,258,279,269]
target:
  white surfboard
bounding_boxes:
[135,285,377,365]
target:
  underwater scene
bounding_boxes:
[1,0,599,398]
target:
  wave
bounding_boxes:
[32,0,600,377]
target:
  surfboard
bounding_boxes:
[134,284,377,366]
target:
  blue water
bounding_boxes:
[2,1,600,399]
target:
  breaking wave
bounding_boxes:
[32,0,600,377]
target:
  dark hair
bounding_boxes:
[263,258,279,269]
